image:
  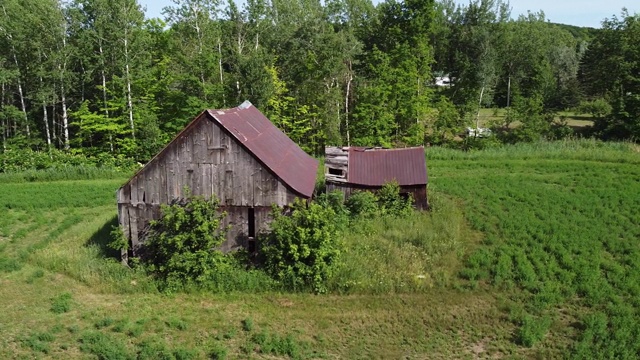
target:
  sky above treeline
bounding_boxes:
[139,0,637,28]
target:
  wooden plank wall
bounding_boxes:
[324,146,349,183]
[116,115,301,255]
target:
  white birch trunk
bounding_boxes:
[1,81,5,150]
[59,19,70,150]
[218,38,225,106]
[475,85,485,132]
[190,3,207,100]
[99,42,109,118]
[98,42,114,152]
[60,74,69,149]
[15,71,29,136]
[123,27,135,139]
[1,5,29,137]
[40,76,52,149]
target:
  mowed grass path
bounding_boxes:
[1,140,639,358]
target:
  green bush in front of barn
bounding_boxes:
[136,191,276,293]
[260,199,344,294]
[141,191,231,291]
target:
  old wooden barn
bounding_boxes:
[324,146,429,210]
[116,101,319,260]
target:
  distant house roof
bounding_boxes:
[347,147,427,187]
[209,101,318,198]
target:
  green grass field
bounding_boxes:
[1,139,639,358]
[476,108,594,129]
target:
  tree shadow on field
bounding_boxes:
[87,215,120,260]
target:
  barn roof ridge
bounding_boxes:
[207,101,318,198]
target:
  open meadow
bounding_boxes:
[475,108,595,130]
[0,139,639,359]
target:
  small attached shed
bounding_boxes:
[117,101,318,260]
[324,146,429,210]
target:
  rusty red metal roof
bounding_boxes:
[347,147,427,186]
[208,101,318,198]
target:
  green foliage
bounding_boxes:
[165,317,188,331]
[0,255,22,272]
[136,338,174,360]
[25,268,45,283]
[344,190,379,218]
[249,330,309,359]
[314,190,350,228]
[580,12,640,140]
[431,96,465,144]
[501,95,553,143]
[209,343,228,360]
[142,192,230,290]
[109,226,129,252]
[377,182,414,217]
[261,199,342,293]
[95,317,115,329]
[516,315,551,347]
[0,148,136,174]
[79,331,133,360]
[241,318,254,332]
[22,331,55,354]
[50,292,73,314]
[578,98,612,119]
[0,166,129,184]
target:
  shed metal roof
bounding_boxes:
[209,101,318,198]
[347,147,427,186]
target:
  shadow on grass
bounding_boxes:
[87,215,121,260]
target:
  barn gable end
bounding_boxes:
[117,102,318,260]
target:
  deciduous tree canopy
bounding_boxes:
[0,0,638,165]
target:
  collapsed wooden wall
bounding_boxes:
[324,146,349,183]
[117,114,298,259]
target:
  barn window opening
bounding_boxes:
[328,167,343,177]
[248,207,256,253]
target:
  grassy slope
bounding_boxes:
[476,108,594,129]
[1,140,639,358]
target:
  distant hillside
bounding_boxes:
[548,22,600,42]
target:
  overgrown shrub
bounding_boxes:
[344,190,379,218]
[79,331,132,360]
[377,182,414,217]
[314,190,349,228]
[516,315,551,347]
[23,331,55,354]
[50,292,73,314]
[260,199,342,293]
[141,192,230,290]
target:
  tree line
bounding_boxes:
[0,0,638,163]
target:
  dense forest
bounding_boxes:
[0,0,638,165]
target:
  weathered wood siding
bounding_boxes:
[324,146,348,183]
[117,114,299,256]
